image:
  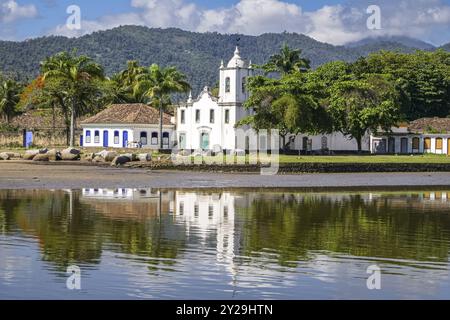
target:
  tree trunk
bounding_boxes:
[70,103,76,147]
[356,137,362,154]
[159,102,163,150]
[281,134,286,154]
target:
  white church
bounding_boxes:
[175,46,365,153]
[81,47,450,156]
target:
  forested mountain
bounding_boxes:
[0,25,448,94]
[441,43,450,51]
[345,36,436,50]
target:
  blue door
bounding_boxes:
[123,131,128,148]
[103,131,109,147]
[23,131,33,148]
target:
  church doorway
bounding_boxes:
[200,132,210,150]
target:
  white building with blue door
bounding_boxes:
[81,103,175,149]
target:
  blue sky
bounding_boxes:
[1,0,450,45]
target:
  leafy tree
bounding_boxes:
[41,51,104,146]
[133,64,190,149]
[240,71,331,151]
[0,78,22,123]
[328,74,401,152]
[355,50,450,120]
[260,43,311,75]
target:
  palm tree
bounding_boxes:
[41,52,104,147]
[262,43,311,75]
[134,64,190,149]
[0,79,21,123]
[108,61,149,103]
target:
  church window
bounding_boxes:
[225,109,230,124]
[195,110,200,123]
[210,109,215,123]
[114,131,120,144]
[242,77,246,93]
[180,110,185,124]
[225,77,230,93]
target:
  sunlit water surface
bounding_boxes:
[1,188,450,299]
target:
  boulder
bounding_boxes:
[23,149,40,160]
[84,153,95,161]
[47,149,61,161]
[0,152,10,160]
[111,155,131,166]
[120,153,138,161]
[178,150,191,156]
[137,153,152,162]
[7,152,21,159]
[33,153,50,161]
[92,155,105,163]
[61,148,81,161]
[97,150,118,162]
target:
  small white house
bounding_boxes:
[81,103,175,149]
[371,118,450,155]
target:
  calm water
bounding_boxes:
[1,188,450,299]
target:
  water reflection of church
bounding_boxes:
[80,188,245,282]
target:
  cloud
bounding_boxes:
[0,0,37,23]
[49,0,450,45]
[0,0,37,40]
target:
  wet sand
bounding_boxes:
[1,161,450,190]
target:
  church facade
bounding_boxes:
[176,47,255,152]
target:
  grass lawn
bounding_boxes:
[183,153,450,164]
[277,154,450,164]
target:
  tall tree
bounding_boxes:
[134,64,190,149]
[239,71,331,151]
[261,43,311,75]
[106,60,148,104]
[0,78,22,123]
[41,51,104,147]
[328,74,401,152]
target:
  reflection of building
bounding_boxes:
[174,192,239,263]
[80,188,175,219]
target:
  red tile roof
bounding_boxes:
[82,104,172,125]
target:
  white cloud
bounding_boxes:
[49,0,450,45]
[0,0,37,23]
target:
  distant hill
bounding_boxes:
[346,36,436,50]
[0,26,446,95]
[441,43,450,51]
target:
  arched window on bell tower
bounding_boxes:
[242,77,246,93]
[225,77,231,93]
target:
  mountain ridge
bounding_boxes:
[0,26,448,94]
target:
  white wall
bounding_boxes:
[82,126,175,149]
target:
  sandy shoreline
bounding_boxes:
[1,161,450,190]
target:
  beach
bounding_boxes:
[1,161,450,190]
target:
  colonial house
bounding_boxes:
[371,117,450,155]
[81,103,175,149]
